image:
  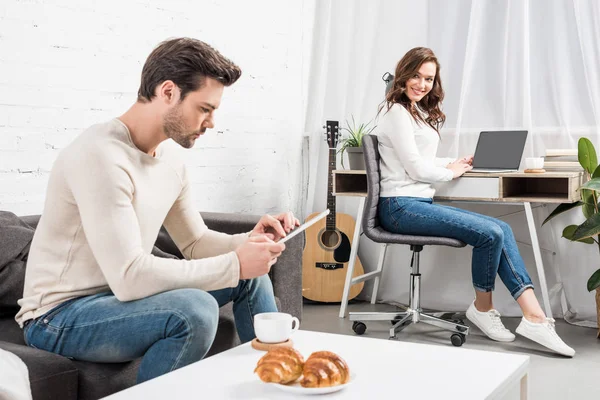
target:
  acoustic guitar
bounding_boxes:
[302,120,365,302]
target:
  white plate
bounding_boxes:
[268,373,355,395]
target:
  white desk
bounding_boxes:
[102,330,530,400]
[334,170,585,319]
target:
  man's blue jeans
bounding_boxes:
[23,275,276,383]
[378,196,534,299]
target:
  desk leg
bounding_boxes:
[520,373,528,400]
[339,197,366,319]
[524,202,553,319]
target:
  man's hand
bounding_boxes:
[250,211,300,242]
[236,235,285,279]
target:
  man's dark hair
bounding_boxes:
[137,37,242,102]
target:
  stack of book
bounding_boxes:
[544,149,583,171]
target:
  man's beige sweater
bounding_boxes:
[15,119,248,327]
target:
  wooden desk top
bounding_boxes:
[332,170,585,203]
[461,171,583,178]
[334,170,583,178]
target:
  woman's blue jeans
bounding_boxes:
[23,274,277,383]
[378,196,534,299]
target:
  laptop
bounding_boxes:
[467,130,528,173]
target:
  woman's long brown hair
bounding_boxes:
[380,47,446,134]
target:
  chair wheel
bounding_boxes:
[352,321,367,335]
[451,333,466,347]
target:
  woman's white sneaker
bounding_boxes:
[515,317,575,357]
[466,301,516,342]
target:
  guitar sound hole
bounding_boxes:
[320,230,341,249]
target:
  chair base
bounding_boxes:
[347,246,470,346]
[349,309,470,346]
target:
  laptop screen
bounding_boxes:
[472,130,528,169]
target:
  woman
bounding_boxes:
[375,47,574,357]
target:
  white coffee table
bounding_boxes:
[103,330,529,399]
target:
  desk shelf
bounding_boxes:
[332,170,367,197]
[500,175,581,203]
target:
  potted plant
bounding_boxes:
[338,116,376,170]
[542,137,600,338]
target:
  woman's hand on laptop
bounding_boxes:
[447,160,473,178]
[459,155,474,165]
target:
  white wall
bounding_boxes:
[0,0,306,216]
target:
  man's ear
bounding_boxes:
[157,80,180,104]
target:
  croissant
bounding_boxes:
[300,351,350,388]
[254,347,305,384]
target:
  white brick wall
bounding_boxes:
[0,0,305,216]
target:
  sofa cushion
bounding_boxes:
[0,212,33,267]
[0,318,138,400]
[0,341,78,400]
[0,318,26,344]
[0,212,34,317]
[72,359,140,400]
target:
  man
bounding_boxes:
[15,37,299,383]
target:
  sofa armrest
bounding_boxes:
[268,232,304,320]
[154,211,304,320]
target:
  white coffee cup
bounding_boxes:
[254,312,300,343]
[525,157,544,169]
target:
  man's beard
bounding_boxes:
[163,105,201,149]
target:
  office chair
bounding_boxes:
[349,134,470,346]
[382,72,394,95]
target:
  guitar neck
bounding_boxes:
[326,148,337,230]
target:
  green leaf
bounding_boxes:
[572,213,600,240]
[581,188,596,205]
[542,202,583,225]
[583,203,596,219]
[582,178,600,192]
[341,115,376,148]
[578,137,598,174]
[593,164,600,179]
[561,225,577,239]
[562,225,595,243]
[587,269,600,291]
[581,189,597,219]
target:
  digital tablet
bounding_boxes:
[278,209,330,244]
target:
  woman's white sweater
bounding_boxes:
[375,104,454,199]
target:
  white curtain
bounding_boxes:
[305,0,600,324]
[302,0,428,216]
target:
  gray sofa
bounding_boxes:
[0,212,304,400]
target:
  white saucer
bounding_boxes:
[268,373,355,395]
